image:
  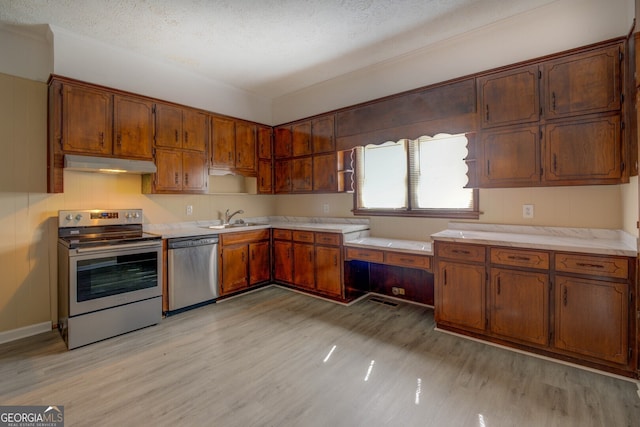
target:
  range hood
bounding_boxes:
[64,154,157,174]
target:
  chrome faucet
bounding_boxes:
[224,209,244,225]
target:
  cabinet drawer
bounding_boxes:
[555,253,629,279]
[490,247,549,269]
[315,232,341,246]
[273,229,292,240]
[221,229,270,246]
[345,247,384,263]
[293,230,314,243]
[384,251,431,270]
[436,242,485,263]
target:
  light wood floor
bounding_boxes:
[1,286,639,426]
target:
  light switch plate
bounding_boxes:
[522,204,534,219]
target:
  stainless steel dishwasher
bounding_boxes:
[167,235,219,312]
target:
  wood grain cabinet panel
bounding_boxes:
[315,233,340,246]
[478,65,540,129]
[113,95,154,159]
[383,251,431,270]
[235,121,257,171]
[220,230,271,296]
[490,248,549,269]
[293,243,315,290]
[154,148,183,192]
[490,268,549,346]
[249,241,270,285]
[554,275,628,365]
[435,242,486,263]
[311,115,335,153]
[258,159,273,194]
[478,125,541,187]
[273,240,294,283]
[436,260,486,332]
[291,157,312,192]
[257,126,273,159]
[274,127,292,158]
[543,45,621,119]
[313,152,338,192]
[345,247,384,263]
[544,115,622,182]
[315,246,342,297]
[292,122,312,157]
[211,116,236,168]
[181,151,207,192]
[61,83,113,155]
[292,231,314,243]
[555,253,628,279]
[274,159,292,193]
[155,103,184,149]
[182,109,208,152]
[221,245,249,294]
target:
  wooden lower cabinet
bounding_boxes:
[436,260,486,333]
[219,229,270,296]
[315,246,342,297]
[489,268,549,346]
[554,275,629,365]
[434,240,636,376]
[273,239,293,283]
[273,229,344,298]
[293,243,315,290]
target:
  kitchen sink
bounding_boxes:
[205,222,259,229]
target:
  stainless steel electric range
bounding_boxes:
[57,209,162,349]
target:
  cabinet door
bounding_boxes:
[479,125,540,187]
[292,122,312,156]
[62,84,112,155]
[544,115,621,182]
[313,153,338,192]
[291,157,312,192]
[211,116,235,167]
[249,241,270,285]
[154,148,183,191]
[258,159,273,194]
[113,95,153,159]
[221,245,249,294]
[235,121,256,171]
[490,268,549,346]
[274,127,292,158]
[478,65,540,129]
[182,109,208,152]
[554,275,628,365]
[274,240,293,283]
[312,115,335,153]
[293,243,315,290]
[543,45,621,119]
[257,126,272,160]
[436,260,486,332]
[155,103,183,149]
[182,151,207,192]
[274,159,292,193]
[316,246,341,297]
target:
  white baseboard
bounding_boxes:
[0,321,52,345]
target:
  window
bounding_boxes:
[354,133,479,219]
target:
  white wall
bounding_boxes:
[0,23,53,81]
[273,0,634,123]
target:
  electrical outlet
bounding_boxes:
[322,203,330,213]
[391,287,405,296]
[522,204,534,219]
[186,205,193,216]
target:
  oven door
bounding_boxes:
[67,241,162,317]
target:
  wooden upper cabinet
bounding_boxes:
[155,103,207,152]
[311,115,335,153]
[235,121,256,171]
[182,109,208,152]
[274,159,292,193]
[313,152,337,192]
[155,103,183,149]
[478,125,541,187]
[544,114,621,183]
[257,125,272,159]
[274,127,292,158]
[292,122,312,157]
[154,148,183,192]
[113,95,154,159]
[182,150,207,191]
[543,45,621,119]
[152,149,207,193]
[61,83,113,155]
[211,116,236,168]
[258,159,273,194]
[291,157,312,192]
[478,65,540,129]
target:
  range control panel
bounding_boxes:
[58,209,144,227]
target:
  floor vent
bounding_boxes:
[368,297,399,307]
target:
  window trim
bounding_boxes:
[351,134,480,220]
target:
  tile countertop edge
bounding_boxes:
[431,224,638,257]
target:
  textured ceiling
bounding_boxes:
[0,0,555,98]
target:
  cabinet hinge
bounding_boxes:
[629,347,632,360]
[485,318,489,329]
[540,167,544,177]
[621,93,624,104]
[621,121,625,130]
[538,70,542,79]
[621,162,625,172]
[485,272,489,282]
[549,331,553,343]
[619,51,624,62]
[152,147,156,156]
[152,104,156,114]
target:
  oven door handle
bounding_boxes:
[74,240,162,253]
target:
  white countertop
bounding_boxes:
[431,223,638,257]
[344,237,433,255]
[145,216,370,239]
